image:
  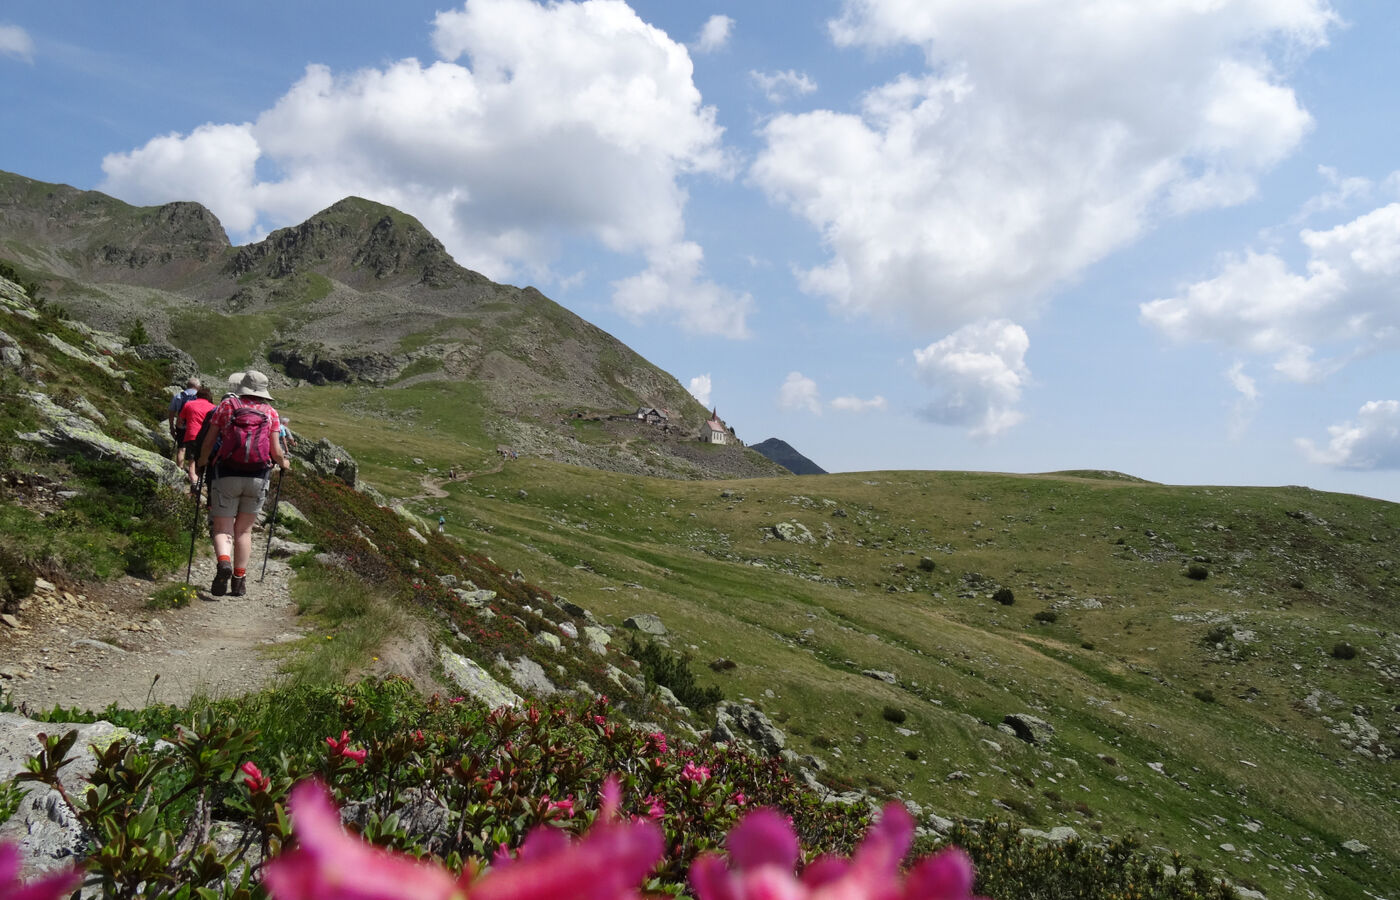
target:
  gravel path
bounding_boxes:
[0,545,305,714]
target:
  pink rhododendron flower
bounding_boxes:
[690,803,985,900]
[732,792,747,807]
[544,796,575,819]
[263,781,465,900]
[265,778,665,900]
[1,841,85,900]
[643,794,665,820]
[326,730,367,765]
[681,762,711,784]
[241,760,270,793]
[645,732,668,755]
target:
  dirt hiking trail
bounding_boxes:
[0,546,305,714]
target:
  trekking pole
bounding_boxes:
[184,473,204,585]
[259,468,285,583]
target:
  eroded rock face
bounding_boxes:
[294,437,358,487]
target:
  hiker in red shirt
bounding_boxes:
[195,371,291,598]
[176,386,216,490]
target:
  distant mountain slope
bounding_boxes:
[751,438,826,475]
[0,170,787,481]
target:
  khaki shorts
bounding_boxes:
[209,475,269,517]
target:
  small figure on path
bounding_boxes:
[176,386,216,489]
[437,514,446,534]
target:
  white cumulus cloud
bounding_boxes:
[830,394,887,413]
[612,241,752,338]
[913,319,1029,437]
[693,14,733,54]
[1141,199,1400,382]
[751,69,817,104]
[778,372,822,415]
[1298,400,1400,470]
[0,24,34,62]
[752,0,1332,332]
[688,373,712,407]
[99,0,740,336]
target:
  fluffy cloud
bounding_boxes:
[612,242,752,337]
[1224,361,1258,441]
[694,14,733,53]
[0,24,33,62]
[752,0,1332,331]
[688,373,712,407]
[778,372,822,415]
[1141,200,1400,382]
[751,69,817,104]
[830,394,887,413]
[1298,400,1400,470]
[99,0,738,334]
[913,319,1029,437]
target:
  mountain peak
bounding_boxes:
[230,195,461,287]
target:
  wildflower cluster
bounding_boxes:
[1,678,1240,899]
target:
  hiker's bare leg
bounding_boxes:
[211,516,235,558]
[232,511,257,569]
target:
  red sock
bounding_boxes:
[233,568,246,577]
[218,555,231,564]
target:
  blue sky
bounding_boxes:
[4,1,1400,501]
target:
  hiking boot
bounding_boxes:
[211,561,232,596]
[230,575,246,597]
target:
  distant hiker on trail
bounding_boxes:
[176,386,215,490]
[278,416,295,454]
[167,377,200,466]
[448,466,456,480]
[195,370,291,598]
[437,515,446,534]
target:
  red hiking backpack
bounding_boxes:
[214,399,274,474]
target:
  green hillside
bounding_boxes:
[280,378,1400,899]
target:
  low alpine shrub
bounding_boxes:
[880,705,908,724]
[1186,563,1209,580]
[1032,610,1058,624]
[1332,641,1357,660]
[993,587,1015,605]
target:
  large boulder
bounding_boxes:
[0,713,133,877]
[294,437,358,487]
[771,521,815,544]
[18,392,185,489]
[623,613,667,636]
[1002,713,1055,746]
[438,647,521,709]
[714,702,786,756]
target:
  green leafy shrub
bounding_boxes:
[1204,625,1230,646]
[627,635,724,713]
[881,705,908,724]
[1192,688,1216,703]
[1332,641,1357,660]
[1186,563,1209,580]
[993,587,1015,605]
[1033,610,1058,624]
[917,556,936,572]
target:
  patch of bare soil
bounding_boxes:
[0,549,305,714]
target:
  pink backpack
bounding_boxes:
[215,399,274,473]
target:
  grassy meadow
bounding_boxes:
[278,382,1400,900]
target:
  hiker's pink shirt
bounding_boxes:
[177,397,216,438]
